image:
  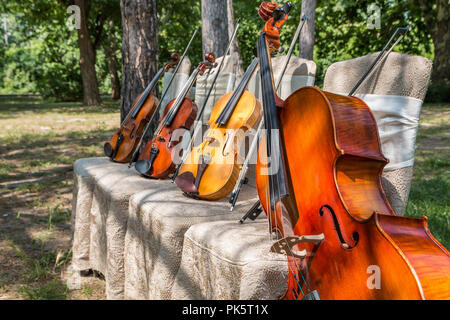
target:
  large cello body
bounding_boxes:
[252,2,450,298]
[256,86,450,299]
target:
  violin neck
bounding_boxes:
[163,68,200,127]
[216,57,259,126]
[130,66,165,119]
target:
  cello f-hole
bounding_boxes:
[319,204,359,249]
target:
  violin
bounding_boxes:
[172,2,291,200]
[104,53,180,163]
[134,53,217,179]
[174,57,261,200]
[254,13,450,299]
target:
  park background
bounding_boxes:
[0,0,448,299]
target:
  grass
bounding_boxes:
[404,103,450,247]
[17,278,68,300]
[0,95,448,299]
[0,95,115,299]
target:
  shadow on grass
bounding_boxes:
[0,127,114,207]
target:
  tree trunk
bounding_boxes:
[430,0,449,84]
[227,0,244,80]
[75,0,102,106]
[120,0,158,125]
[201,0,229,58]
[102,20,121,100]
[299,0,316,61]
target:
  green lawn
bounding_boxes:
[405,103,450,247]
[0,96,448,299]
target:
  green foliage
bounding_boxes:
[232,0,263,67]
[425,83,450,103]
[0,1,441,102]
[313,0,434,87]
[231,0,436,88]
[0,0,121,100]
[158,0,202,67]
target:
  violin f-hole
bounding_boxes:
[319,204,359,249]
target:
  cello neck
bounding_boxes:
[257,32,289,207]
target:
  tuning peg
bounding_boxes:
[205,52,216,63]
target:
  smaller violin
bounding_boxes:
[134,53,217,179]
[104,53,180,163]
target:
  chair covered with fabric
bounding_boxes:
[248,55,316,100]
[323,51,432,215]
[194,52,240,123]
[158,56,192,115]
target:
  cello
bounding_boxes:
[134,53,217,179]
[104,53,180,163]
[172,2,292,200]
[255,3,450,299]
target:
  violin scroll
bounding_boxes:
[163,52,180,72]
[197,52,217,75]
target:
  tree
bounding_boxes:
[201,0,229,57]
[227,0,244,79]
[102,19,121,100]
[75,0,101,106]
[120,0,158,123]
[300,0,316,60]
[416,0,449,85]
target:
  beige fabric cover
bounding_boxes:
[72,158,168,299]
[248,55,316,100]
[172,220,288,300]
[323,52,432,215]
[194,53,239,123]
[123,182,257,300]
[72,157,258,300]
[159,56,192,115]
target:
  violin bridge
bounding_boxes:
[270,234,325,259]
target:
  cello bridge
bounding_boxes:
[270,234,325,259]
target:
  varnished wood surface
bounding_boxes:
[257,86,450,299]
[108,93,158,163]
[176,90,262,200]
[138,98,198,179]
